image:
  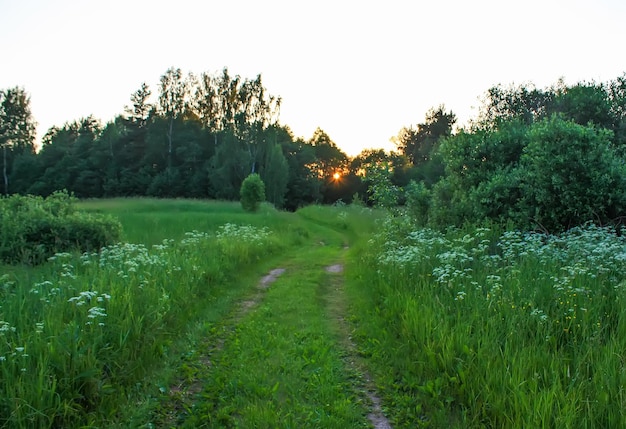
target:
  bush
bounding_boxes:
[0,191,122,264]
[240,173,266,212]
[366,164,400,209]
[517,116,626,231]
[404,180,431,225]
[433,115,626,232]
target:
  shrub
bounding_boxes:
[433,115,626,231]
[404,180,431,225]
[240,173,266,212]
[366,164,400,209]
[0,191,121,264]
[517,116,626,231]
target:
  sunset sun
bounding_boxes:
[333,172,341,181]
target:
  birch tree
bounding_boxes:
[0,87,36,194]
[158,68,188,171]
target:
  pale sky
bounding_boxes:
[1,0,625,155]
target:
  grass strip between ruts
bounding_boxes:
[157,231,372,428]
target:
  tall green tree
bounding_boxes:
[393,106,454,189]
[235,74,281,174]
[158,67,188,173]
[395,105,456,167]
[71,117,104,197]
[193,69,281,195]
[0,87,37,195]
[29,123,79,196]
[209,131,249,199]
[281,133,321,211]
[549,81,615,130]
[125,82,153,127]
[474,82,552,128]
[260,137,289,207]
[607,73,626,146]
[307,128,349,203]
[97,119,124,196]
[98,84,156,196]
[308,128,347,178]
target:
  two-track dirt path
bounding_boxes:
[157,227,392,428]
[323,262,392,429]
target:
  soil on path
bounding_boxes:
[239,268,286,312]
[324,263,392,429]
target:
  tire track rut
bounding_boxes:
[324,263,392,429]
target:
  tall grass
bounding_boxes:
[0,199,296,428]
[348,215,626,427]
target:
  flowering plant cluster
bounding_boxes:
[373,218,626,342]
[0,221,278,426]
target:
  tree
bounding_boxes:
[550,82,614,129]
[308,128,347,178]
[433,119,530,226]
[517,116,626,231]
[307,128,350,203]
[432,113,626,231]
[0,87,37,194]
[607,73,626,146]
[240,173,266,212]
[260,127,289,207]
[350,148,390,176]
[395,106,456,166]
[365,162,400,209]
[158,67,188,172]
[236,74,281,175]
[71,117,104,197]
[29,121,80,196]
[473,82,552,128]
[193,69,281,196]
[351,149,413,205]
[281,134,321,211]
[210,131,250,199]
[438,119,528,192]
[125,82,153,127]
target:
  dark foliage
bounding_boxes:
[0,191,121,264]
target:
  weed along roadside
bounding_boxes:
[153,206,388,428]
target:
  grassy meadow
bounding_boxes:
[348,216,626,427]
[3,197,626,427]
[0,198,380,428]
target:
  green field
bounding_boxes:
[2,199,626,428]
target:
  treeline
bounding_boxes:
[0,67,362,210]
[2,69,626,231]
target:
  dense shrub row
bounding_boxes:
[0,191,121,264]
